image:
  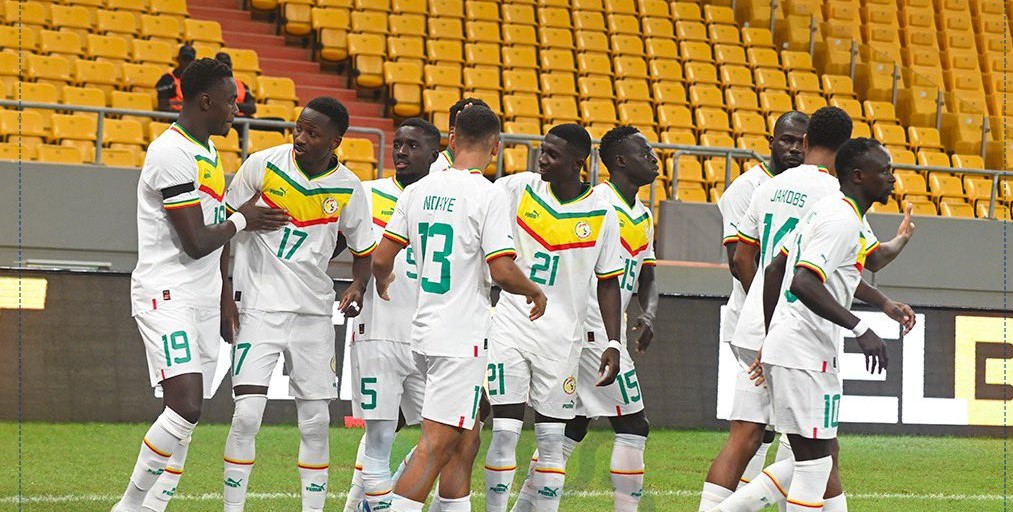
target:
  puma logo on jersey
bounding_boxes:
[524,210,539,219]
[268,187,286,197]
[305,482,326,492]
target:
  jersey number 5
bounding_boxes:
[418,222,453,294]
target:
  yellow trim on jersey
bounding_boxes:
[261,161,354,227]
[722,234,739,245]
[349,241,377,257]
[736,230,760,246]
[383,230,409,247]
[613,206,652,257]
[371,186,399,227]
[195,154,225,201]
[516,185,608,251]
[643,257,657,267]
[164,197,200,210]
[796,261,828,282]
[485,248,517,262]
[596,268,624,279]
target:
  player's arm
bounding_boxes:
[594,211,625,386]
[732,240,760,292]
[167,189,288,259]
[854,280,916,334]
[371,237,403,301]
[219,242,239,344]
[724,243,739,280]
[632,262,658,353]
[864,204,915,272]
[719,180,751,281]
[488,256,546,320]
[337,183,378,316]
[762,250,788,332]
[332,232,348,259]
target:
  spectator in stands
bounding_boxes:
[215,52,258,118]
[156,45,196,112]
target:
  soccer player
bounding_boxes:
[112,58,289,512]
[221,97,376,512]
[509,125,661,512]
[713,138,916,512]
[430,97,490,173]
[372,105,547,512]
[342,118,441,512]
[485,123,624,512]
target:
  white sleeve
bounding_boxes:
[735,192,762,247]
[224,153,264,213]
[146,145,200,209]
[861,217,881,253]
[795,215,860,283]
[482,186,518,261]
[340,179,378,256]
[643,210,657,267]
[719,178,754,245]
[383,186,411,247]
[594,208,625,279]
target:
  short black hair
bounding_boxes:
[598,125,641,168]
[773,111,809,134]
[180,58,232,102]
[806,106,853,151]
[304,96,350,137]
[834,138,884,184]
[453,105,500,145]
[449,97,490,129]
[547,123,592,160]
[214,52,232,69]
[398,117,441,148]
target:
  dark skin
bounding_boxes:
[232,107,372,398]
[373,132,546,502]
[159,77,287,422]
[157,56,193,112]
[493,133,623,428]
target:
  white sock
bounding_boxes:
[362,419,398,509]
[785,456,831,512]
[484,418,522,512]
[512,438,576,512]
[713,458,794,512]
[698,482,734,511]
[296,399,330,512]
[223,394,267,512]
[119,407,196,509]
[533,423,567,512]
[739,441,772,488]
[436,494,471,511]
[774,436,793,512]
[823,494,848,511]
[343,435,367,512]
[141,435,191,512]
[611,433,646,512]
[390,494,425,512]
[392,445,415,484]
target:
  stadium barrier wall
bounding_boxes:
[1,269,1008,436]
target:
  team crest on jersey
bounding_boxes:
[574,221,592,239]
[323,197,338,215]
[563,376,576,394]
[330,356,337,374]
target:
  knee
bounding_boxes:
[614,414,650,438]
[564,417,591,442]
[296,401,331,437]
[364,420,397,449]
[171,400,202,424]
[488,418,523,459]
[729,421,764,451]
[230,395,267,436]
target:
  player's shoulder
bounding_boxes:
[362,176,393,194]
[143,129,195,169]
[809,193,861,227]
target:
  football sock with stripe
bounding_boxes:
[822,493,848,512]
[533,423,567,512]
[698,482,734,511]
[223,394,267,512]
[119,407,195,510]
[484,418,522,512]
[739,441,772,489]
[785,456,831,512]
[512,437,576,512]
[296,399,330,512]
[362,419,399,510]
[611,433,647,512]
[712,458,794,512]
[342,435,367,512]
[435,494,471,511]
[140,434,191,512]
[389,494,424,512]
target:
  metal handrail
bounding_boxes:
[0,100,386,173]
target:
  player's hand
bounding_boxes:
[375,272,394,301]
[748,350,766,387]
[596,347,621,386]
[896,203,916,241]
[237,191,289,231]
[221,297,240,344]
[338,283,364,318]
[882,300,916,335]
[856,330,888,374]
[526,288,547,321]
[632,314,655,353]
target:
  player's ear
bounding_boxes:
[489,134,501,158]
[448,132,457,152]
[802,134,810,152]
[332,136,342,152]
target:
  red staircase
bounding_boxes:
[187,0,395,169]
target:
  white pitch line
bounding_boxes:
[0,490,1003,504]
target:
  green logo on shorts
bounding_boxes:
[306,483,326,493]
[538,486,560,498]
[489,484,509,494]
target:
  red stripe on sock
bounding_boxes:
[787,498,824,509]
[164,467,183,475]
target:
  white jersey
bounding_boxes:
[762,194,877,373]
[489,172,624,360]
[730,164,841,351]
[429,148,452,173]
[353,176,419,343]
[131,123,227,315]
[584,182,656,344]
[383,167,517,357]
[225,144,375,316]
[717,162,774,342]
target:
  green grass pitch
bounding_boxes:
[0,422,1002,511]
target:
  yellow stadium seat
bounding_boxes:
[821,1,860,39]
[720,65,753,90]
[537,6,570,29]
[903,199,938,216]
[908,127,945,152]
[501,4,534,25]
[383,61,423,116]
[465,66,500,92]
[283,3,314,37]
[311,8,350,61]
[821,75,856,99]
[580,99,618,127]
[608,14,641,35]
[896,86,941,128]
[874,124,909,150]
[830,98,864,121]
[430,0,463,18]
[40,30,83,61]
[423,89,458,124]
[140,14,182,44]
[541,49,575,74]
[604,0,636,15]
[726,88,760,112]
[852,121,872,138]
[610,35,645,58]
[425,40,462,65]
[501,24,536,47]
[759,90,793,115]
[256,103,294,121]
[37,144,85,164]
[653,82,688,105]
[504,94,542,123]
[685,62,719,86]
[430,18,465,41]
[210,129,241,155]
[869,198,901,214]
[578,76,613,100]
[675,184,708,203]
[741,27,774,49]
[671,1,702,21]
[680,41,714,63]
[541,97,579,124]
[503,146,530,174]
[661,129,696,146]
[862,3,897,27]
[62,86,105,110]
[696,108,732,135]
[356,11,392,35]
[670,156,705,184]
[574,31,608,56]
[690,84,723,108]
[649,59,683,83]
[110,90,154,113]
[714,45,747,68]
[532,72,570,98]
[618,102,656,128]
[889,148,916,165]
[754,69,787,91]
[248,130,288,154]
[917,151,950,167]
[151,0,188,17]
[894,171,931,200]
[0,26,38,53]
[348,33,386,88]
[795,94,827,113]
[50,5,93,37]
[339,138,378,168]
[573,11,606,32]
[577,53,612,76]
[704,4,736,25]
[4,0,48,28]
[504,121,541,136]
[147,121,171,141]
[86,34,129,63]
[747,48,780,70]
[638,0,668,17]
[25,55,72,91]
[503,46,538,70]
[184,20,224,47]
[952,154,985,169]
[645,40,677,63]
[131,40,173,66]
[51,113,96,147]
[964,175,994,205]
[539,27,573,51]
[708,25,740,47]
[502,70,539,96]
[864,101,900,125]
[976,202,1009,219]
[0,52,18,89]
[855,61,896,102]
[257,76,299,106]
[731,111,767,137]
[704,159,742,186]
[737,134,768,154]
[119,62,160,94]
[614,57,648,80]
[658,105,694,132]
[353,0,388,12]
[642,18,675,41]
[96,9,138,38]
[104,119,145,152]
[929,173,967,204]
[388,37,425,65]
[107,0,149,15]
[98,148,138,167]
[940,202,974,218]
[616,79,650,104]
[787,71,821,96]
[424,64,462,93]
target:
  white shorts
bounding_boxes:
[413,351,487,430]
[136,307,221,398]
[350,339,425,425]
[574,339,645,418]
[487,339,581,420]
[230,310,337,400]
[766,364,842,440]
[729,346,772,424]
